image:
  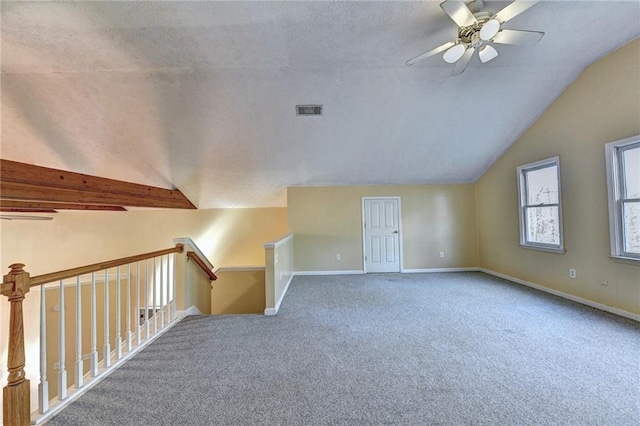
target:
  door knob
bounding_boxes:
[393,230,398,234]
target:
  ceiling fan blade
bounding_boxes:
[406,41,456,66]
[495,1,540,23]
[440,0,477,28]
[492,29,544,46]
[451,47,474,76]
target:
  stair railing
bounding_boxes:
[186,251,217,281]
[1,243,185,425]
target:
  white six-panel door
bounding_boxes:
[363,197,401,273]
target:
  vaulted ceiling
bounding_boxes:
[2,1,639,208]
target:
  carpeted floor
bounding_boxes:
[48,272,640,425]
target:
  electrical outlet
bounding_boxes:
[600,278,609,286]
[569,269,576,279]
[335,253,341,261]
[439,251,445,258]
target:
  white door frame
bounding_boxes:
[361,196,404,273]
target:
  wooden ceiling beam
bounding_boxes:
[0,159,196,209]
[0,200,127,211]
[1,181,193,209]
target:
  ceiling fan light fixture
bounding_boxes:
[479,18,501,41]
[443,43,466,64]
[405,0,543,73]
[0,215,54,221]
[479,45,499,63]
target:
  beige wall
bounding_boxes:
[288,185,478,272]
[183,257,214,315]
[212,269,266,314]
[0,207,287,276]
[476,38,640,314]
[173,248,214,315]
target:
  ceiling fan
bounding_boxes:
[406,0,544,75]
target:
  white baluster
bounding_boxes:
[75,276,83,388]
[103,269,111,368]
[165,254,171,322]
[160,255,165,329]
[144,259,150,340]
[171,253,176,321]
[126,263,132,352]
[153,257,158,334]
[90,272,98,377]
[58,279,67,400]
[115,266,122,360]
[136,261,141,346]
[38,286,49,413]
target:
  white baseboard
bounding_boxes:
[177,305,203,317]
[479,268,640,322]
[264,273,295,316]
[214,266,265,274]
[294,270,365,276]
[275,274,294,312]
[295,268,476,275]
[402,267,479,273]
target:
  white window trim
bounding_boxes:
[516,156,565,254]
[605,135,640,262]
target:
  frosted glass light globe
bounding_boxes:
[479,45,499,63]
[480,19,501,41]
[443,44,466,64]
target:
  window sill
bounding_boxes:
[609,256,640,265]
[519,244,566,254]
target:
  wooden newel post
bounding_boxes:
[2,263,31,426]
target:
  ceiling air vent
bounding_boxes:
[296,105,322,116]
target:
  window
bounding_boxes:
[606,136,640,260]
[517,156,564,253]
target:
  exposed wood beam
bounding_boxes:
[0,181,191,209]
[0,159,196,209]
[0,200,127,211]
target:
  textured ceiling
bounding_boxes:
[2,1,639,208]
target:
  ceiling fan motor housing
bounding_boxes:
[458,11,494,45]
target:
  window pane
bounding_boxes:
[526,206,560,245]
[526,165,559,205]
[622,146,640,199]
[622,201,640,254]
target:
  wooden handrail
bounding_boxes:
[29,244,184,287]
[186,251,217,281]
